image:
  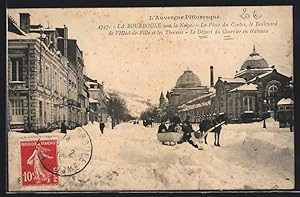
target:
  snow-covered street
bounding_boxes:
[8,118,294,191]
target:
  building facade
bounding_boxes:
[84,75,108,123]
[8,13,89,131]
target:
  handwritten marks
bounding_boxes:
[240,8,262,20]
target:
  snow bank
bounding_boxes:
[8,118,294,191]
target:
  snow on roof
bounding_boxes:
[8,16,27,35]
[89,98,99,103]
[30,28,56,32]
[246,54,264,61]
[277,98,294,105]
[209,87,216,93]
[248,71,273,83]
[7,31,40,40]
[179,100,212,112]
[219,77,246,84]
[86,81,98,85]
[229,83,258,92]
[234,68,273,78]
[186,92,215,104]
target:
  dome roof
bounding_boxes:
[240,46,269,70]
[176,70,202,88]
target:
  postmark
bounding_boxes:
[41,121,93,177]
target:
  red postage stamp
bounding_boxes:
[20,139,59,186]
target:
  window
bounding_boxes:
[39,61,43,84]
[45,67,49,87]
[278,106,284,111]
[286,106,292,110]
[39,101,43,122]
[266,85,279,110]
[11,58,23,81]
[12,100,24,115]
[228,98,234,114]
[54,72,57,91]
[243,96,255,112]
[268,85,278,97]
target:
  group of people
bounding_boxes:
[158,113,199,148]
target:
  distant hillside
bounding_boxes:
[108,89,153,118]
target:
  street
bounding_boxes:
[8,118,294,190]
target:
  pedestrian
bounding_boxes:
[61,120,67,134]
[289,119,294,132]
[100,120,105,134]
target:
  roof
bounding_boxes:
[179,100,212,112]
[8,16,26,35]
[248,71,273,82]
[240,46,269,70]
[86,81,98,85]
[186,92,215,104]
[218,77,246,84]
[248,69,290,83]
[175,70,202,88]
[229,83,258,92]
[234,67,273,78]
[7,31,40,40]
[89,98,99,103]
[277,98,294,105]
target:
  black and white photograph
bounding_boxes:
[6,6,294,191]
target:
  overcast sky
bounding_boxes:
[8,7,293,103]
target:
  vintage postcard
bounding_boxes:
[6,6,294,191]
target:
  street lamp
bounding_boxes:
[263,99,267,129]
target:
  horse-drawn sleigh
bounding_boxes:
[157,113,227,148]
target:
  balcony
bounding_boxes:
[9,81,28,91]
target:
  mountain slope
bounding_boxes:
[109,89,153,118]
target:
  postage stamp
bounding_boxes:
[20,139,59,186]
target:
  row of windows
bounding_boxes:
[10,57,69,97]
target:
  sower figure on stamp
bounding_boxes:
[61,120,67,134]
[27,141,53,183]
[100,119,105,134]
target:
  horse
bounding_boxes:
[198,113,227,147]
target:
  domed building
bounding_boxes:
[240,45,269,70]
[214,45,292,121]
[177,45,293,123]
[167,69,209,117]
[234,45,273,81]
[176,70,202,88]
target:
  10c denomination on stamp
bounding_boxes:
[20,139,59,186]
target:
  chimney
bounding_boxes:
[19,13,30,33]
[210,65,214,87]
[63,25,68,57]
